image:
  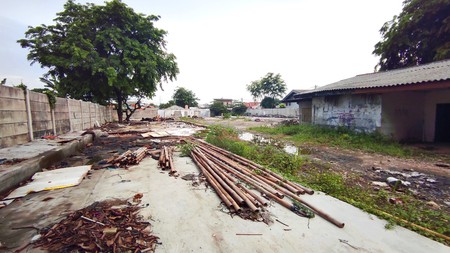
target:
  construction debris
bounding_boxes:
[187,138,345,228]
[3,165,91,203]
[158,146,177,175]
[33,199,159,252]
[104,147,149,169]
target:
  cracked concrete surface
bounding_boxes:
[0,152,448,252]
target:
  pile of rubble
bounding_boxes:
[34,197,158,252]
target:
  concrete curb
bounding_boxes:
[0,132,98,196]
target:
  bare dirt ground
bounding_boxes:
[199,117,450,213]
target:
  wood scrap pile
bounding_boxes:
[188,139,345,228]
[33,199,159,252]
[158,146,177,175]
[109,147,148,168]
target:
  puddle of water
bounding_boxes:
[238,132,298,155]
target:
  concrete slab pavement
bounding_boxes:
[0,152,448,252]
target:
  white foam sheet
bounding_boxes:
[4,165,91,200]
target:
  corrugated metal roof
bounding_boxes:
[281,89,307,102]
[301,59,450,95]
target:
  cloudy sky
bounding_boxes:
[0,0,404,104]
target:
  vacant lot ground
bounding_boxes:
[198,117,449,210]
[0,120,448,252]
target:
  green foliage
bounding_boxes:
[159,100,175,109]
[31,88,57,109]
[373,0,450,71]
[260,96,279,109]
[247,72,287,100]
[278,103,286,108]
[231,103,247,115]
[178,143,195,157]
[223,112,231,119]
[251,124,412,157]
[172,87,199,108]
[15,82,27,91]
[18,0,179,122]
[209,101,228,117]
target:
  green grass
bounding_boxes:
[204,125,450,245]
[250,124,413,157]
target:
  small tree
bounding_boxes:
[209,102,228,117]
[247,73,287,100]
[172,87,199,108]
[260,97,279,109]
[232,103,247,115]
[159,100,175,109]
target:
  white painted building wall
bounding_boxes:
[246,108,299,118]
[312,94,382,132]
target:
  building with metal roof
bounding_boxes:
[293,60,450,142]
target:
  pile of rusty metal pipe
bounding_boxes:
[158,146,177,175]
[189,139,345,228]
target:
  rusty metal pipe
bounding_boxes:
[193,148,245,205]
[197,140,314,195]
[239,186,269,207]
[191,152,233,209]
[198,150,259,212]
[192,151,241,212]
[282,188,345,228]
[199,146,284,198]
[201,149,283,199]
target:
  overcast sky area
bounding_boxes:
[0,0,404,104]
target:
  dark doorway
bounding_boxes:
[435,104,450,142]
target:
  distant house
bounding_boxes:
[243,102,260,109]
[213,98,233,107]
[280,90,305,108]
[293,60,450,142]
[159,105,210,118]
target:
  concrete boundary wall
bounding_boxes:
[246,108,299,118]
[0,85,116,148]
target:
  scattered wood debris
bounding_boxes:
[33,199,159,252]
[97,147,149,169]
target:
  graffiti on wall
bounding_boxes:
[315,94,381,132]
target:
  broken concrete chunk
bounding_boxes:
[426,201,440,210]
[386,177,410,187]
[371,181,388,187]
[426,178,437,183]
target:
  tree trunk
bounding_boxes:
[115,89,123,123]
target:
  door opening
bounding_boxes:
[435,103,450,142]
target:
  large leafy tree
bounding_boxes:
[18,0,178,122]
[373,0,450,71]
[172,87,199,108]
[247,73,287,101]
